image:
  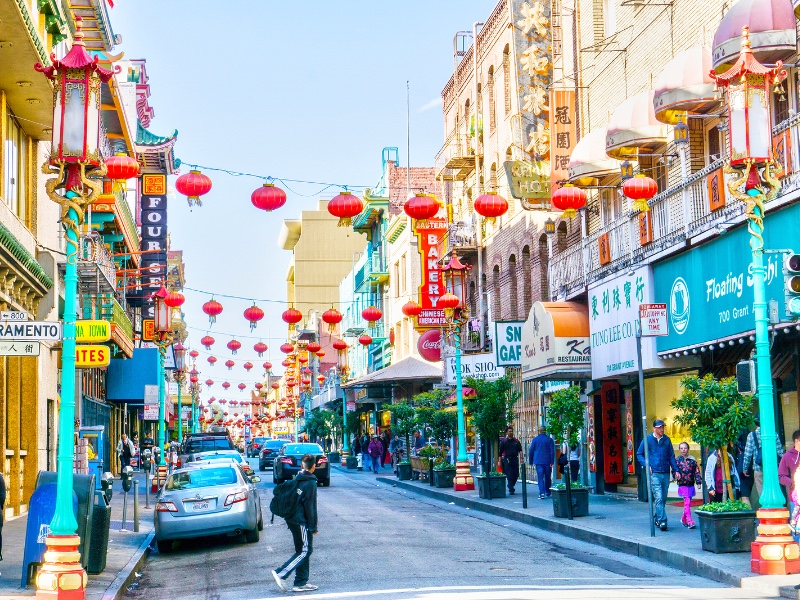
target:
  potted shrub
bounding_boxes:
[671,374,756,553]
[466,376,519,499]
[433,462,457,488]
[545,385,588,518]
[389,402,417,479]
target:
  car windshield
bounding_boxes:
[165,467,238,491]
[265,440,288,449]
[194,451,242,462]
[283,443,323,455]
[184,438,234,453]
[251,437,267,444]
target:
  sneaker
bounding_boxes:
[272,570,289,592]
[659,521,668,532]
[292,584,318,592]
[687,522,696,529]
[538,494,545,499]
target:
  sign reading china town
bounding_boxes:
[444,352,505,385]
[414,215,448,328]
[521,301,591,381]
[417,328,442,362]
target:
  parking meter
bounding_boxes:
[142,449,152,473]
[152,446,161,466]
[121,466,134,492]
[100,471,114,504]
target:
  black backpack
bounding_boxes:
[269,478,300,523]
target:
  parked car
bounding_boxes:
[273,443,330,486]
[259,440,290,471]
[246,436,269,458]
[178,433,236,468]
[154,463,262,553]
[186,450,245,466]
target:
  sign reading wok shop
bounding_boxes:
[0,321,62,341]
[444,352,505,385]
[653,202,799,352]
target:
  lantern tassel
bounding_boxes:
[367,320,376,328]
[209,315,216,326]
[337,217,352,227]
[631,199,650,212]
[561,208,577,219]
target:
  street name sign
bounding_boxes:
[75,320,111,343]
[639,303,668,337]
[0,311,28,321]
[0,341,40,356]
[75,345,111,368]
[0,321,62,341]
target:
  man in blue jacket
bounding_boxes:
[529,427,555,499]
[636,419,677,531]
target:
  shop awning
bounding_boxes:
[606,91,669,159]
[106,348,159,403]
[712,0,796,68]
[446,386,477,401]
[521,302,592,381]
[342,356,443,388]
[568,127,621,186]
[653,46,718,124]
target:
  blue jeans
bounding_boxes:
[371,456,380,473]
[362,452,371,471]
[535,464,552,497]
[651,471,671,524]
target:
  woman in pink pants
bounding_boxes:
[674,442,702,528]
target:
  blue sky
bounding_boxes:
[112,1,490,390]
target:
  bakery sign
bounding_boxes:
[521,301,591,381]
[414,215,448,328]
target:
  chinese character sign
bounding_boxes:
[624,388,634,474]
[601,382,623,484]
[414,216,448,328]
[587,398,596,473]
[549,90,576,195]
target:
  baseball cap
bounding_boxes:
[653,419,665,427]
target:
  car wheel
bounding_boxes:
[157,540,173,554]
[258,511,264,531]
[320,478,330,487]
[245,527,259,543]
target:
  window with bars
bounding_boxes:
[488,66,496,132]
[522,246,532,315]
[503,46,511,115]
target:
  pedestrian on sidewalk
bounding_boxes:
[272,454,319,593]
[779,430,800,515]
[674,442,701,529]
[412,431,425,456]
[116,433,135,475]
[368,435,383,474]
[500,426,523,495]
[636,419,677,531]
[361,434,371,472]
[380,431,390,468]
[743,419,785,501]
[560,442,581,483]
[528,427,555,500]
[734,428,753,504]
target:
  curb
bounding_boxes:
[100,530,155,600]
[377,476,743,588]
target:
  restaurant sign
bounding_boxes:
[444,352,505,385]
[414,215,448,328]
[503,160,550,208]
[521,301,591,381]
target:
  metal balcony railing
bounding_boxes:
[77,235,115,294]
[435,129,476,181]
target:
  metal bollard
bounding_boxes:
[133,482,140,533]
[120,491,128,531]
[521,461,528,509]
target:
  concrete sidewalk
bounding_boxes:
[334,463,800,598]
[0,473,154,600]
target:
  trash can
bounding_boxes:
[87,491,111,574]
[35,471,95,569]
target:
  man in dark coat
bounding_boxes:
[528,427,555,499]
[499,426,523,495]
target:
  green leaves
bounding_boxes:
[545,386,584,446]
[696,499,752,512]
[305,409,335,442]
[464,375,520,442]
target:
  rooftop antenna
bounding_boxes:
[406,80,411,198]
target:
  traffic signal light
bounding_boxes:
[785,253,800,319]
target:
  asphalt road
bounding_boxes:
[124,459,779,600]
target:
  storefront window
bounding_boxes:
[4,111,27,221]
[644,373,700,455]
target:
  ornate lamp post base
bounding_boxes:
[36,535,87,599]
[453,460,474,491]
[751,509,800,575]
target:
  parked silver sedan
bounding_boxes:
[154,463,263,553]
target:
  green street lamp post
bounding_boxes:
[173,343,186,444]
[152,286,174,466]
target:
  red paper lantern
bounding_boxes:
[402,301,422,317]
[281,359,291,367]
[315,350,326,358]
[190,375,199,384]
[298,355,308,364]
[238,383,246,391]
[251,183,287,212]
[175,169,212,207]
[164,291,185,308]
[306,342,321,353]
[358,333,373,346]
[207,356,217,366]
[254,342,268,356]
[361,306,383,328]
[271,382,280,390]
[255,382,264,390]
[321,307,343,333]
[389,328,395,346]
[551,184,588,219]
[280,343,295,354]
[282,307,303,325]
[317,375,326,383]
[403,193,439,227]
[327,190,364,227]
[263,361,273,371]
[302,378,311,386]
[189,349,199,359]
[622,174,658,212]
[227,339,242,355]
[473,191,509,224]
[205,379,214,388]
[225,360,235,370]
[332,339,348,352]
[222,382,231,389]
[243,362,253,372]
[243,305,265,331]
[202,299,223,325]
[201,335,215,350]
[105,153,140,183]
[438,292,460,311]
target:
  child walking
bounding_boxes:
[675,442,702,529]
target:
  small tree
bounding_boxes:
[389,402,417,460]
[431,409,457,452]
[344,411,361,448]
[305,409,334,445]
[671,374,755,501]
[546,385,584,446]
[465,375,519,474]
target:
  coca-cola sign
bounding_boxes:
[417,328,442,362]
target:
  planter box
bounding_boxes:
[327,452,340,464]
[551,487,590,518]
[696,510,757,553]
[410,456,431,481]
[476,475,506,499]
[397,463,413,480]
[345,456,359,470]
[433,469,456,488]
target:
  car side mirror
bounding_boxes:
[250,476,261,483]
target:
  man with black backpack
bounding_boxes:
[742,419,785,499]
[271,454,319,593]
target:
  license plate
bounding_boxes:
[192,501,210,511]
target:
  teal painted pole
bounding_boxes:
[176,379,182,443]
[51,200,80,536]
[191,386,197,433]
[157,345,165,465]
[342,389,350,457]
[749,192,783,509]
[454,319,468,464]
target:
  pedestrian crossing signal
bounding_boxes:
[784,254,800,319]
